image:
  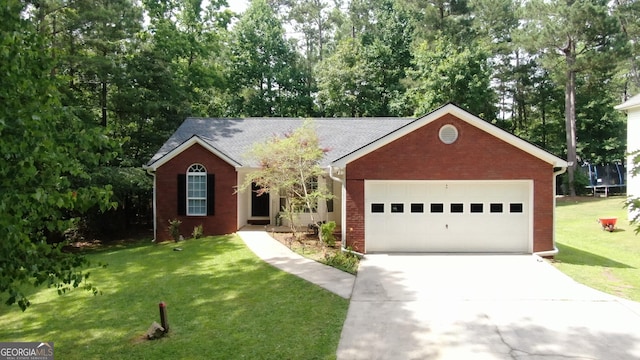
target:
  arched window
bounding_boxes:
[187,164,207,216]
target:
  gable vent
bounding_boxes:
[439,124,458,144]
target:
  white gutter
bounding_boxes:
[534,166,568,258]
[143,165,157,242]
[328,166,365,258]
[327,165,342,184]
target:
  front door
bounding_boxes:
[251,183,270,217]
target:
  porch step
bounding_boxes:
[248,219,270,225]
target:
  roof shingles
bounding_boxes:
[148,117,416,167]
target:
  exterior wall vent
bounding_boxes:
[439,124,458,144]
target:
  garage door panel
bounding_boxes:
[365,180,531,253]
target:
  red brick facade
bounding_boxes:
[344,114,555,253]
[155,143,237,241]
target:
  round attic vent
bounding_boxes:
[439,124,458,144]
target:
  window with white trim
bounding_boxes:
[187,164,207,216]
[279,176,319,213]
[304,176,319,213]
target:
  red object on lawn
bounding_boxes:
[598,218,617,232]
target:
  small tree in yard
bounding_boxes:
[240,120,332,241]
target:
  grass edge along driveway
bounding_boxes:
[554,196,640,302]
[0,235,349,360]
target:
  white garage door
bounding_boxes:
[365,180,532,253]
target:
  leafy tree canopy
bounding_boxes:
[405,36,497,119]
[0,0,116,311]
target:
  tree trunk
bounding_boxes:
[541,106,547,148]
[100,45,108,127]
[101,80,107,127]
[318,17,323,61]
[564,41,578,196]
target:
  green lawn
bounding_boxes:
[555,196,640,301]
[0,235,349,359]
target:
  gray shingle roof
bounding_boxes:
[147,117,417,167]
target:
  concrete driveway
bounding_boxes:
[337,254,640,359]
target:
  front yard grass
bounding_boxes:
[554,196,640,301]
[0,235,349,359]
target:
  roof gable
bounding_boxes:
[146,135,241,171]
[331,104,568,167]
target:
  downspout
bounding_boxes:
[144,165,157,242]
[534,166,568,258]
[328,165,365,258]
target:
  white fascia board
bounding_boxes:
[615,93,640,111]
[332,104,568,168]
[445,106,568,167]
[147,135,242,171]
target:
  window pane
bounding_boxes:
[391,203,404,213]
[510,203,523,213]
[188,164,206,172]
[188,199,206,215]
[302,203,318,213]
[450,203,464,213]
[187,171,207,215]
[188,175,206,198]
[411,203,424,213]
[308,177,318,191]
[371,203,384,213]
[430,203,444,213]
[470,203,483,213]
[490,203,503,213]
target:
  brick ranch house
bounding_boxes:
[145,104,568,255]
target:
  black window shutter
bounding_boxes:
[207,174,215,215]
[177,174,186,216]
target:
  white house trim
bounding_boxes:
[615,94,640,111]
[146,135,242,171]
[616,94,640,221]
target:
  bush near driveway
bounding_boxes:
[554,196,640,302]
[0,235,348,359]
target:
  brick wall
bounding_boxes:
[345,114,555,253]
[155,143,237,241]
[344,179,365,252]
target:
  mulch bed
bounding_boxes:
[269,231,342,262]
